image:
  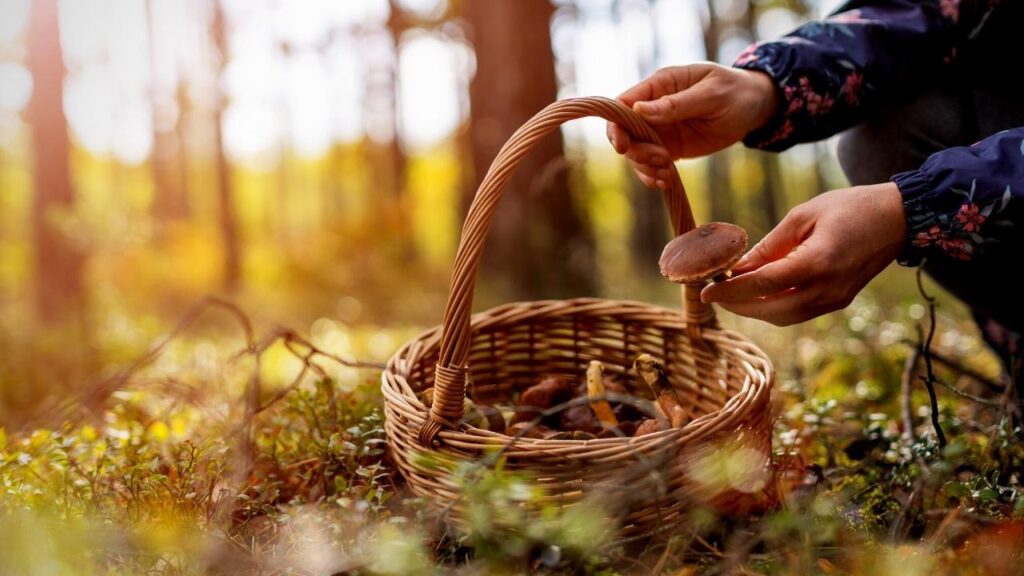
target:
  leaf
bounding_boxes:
[974,487,999,502]
[999,185,1011,212]
[944,482,969,498]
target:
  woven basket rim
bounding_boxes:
[383,296,774,449]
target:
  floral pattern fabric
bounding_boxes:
[731,0,1020,268]
[895,130,1020,265]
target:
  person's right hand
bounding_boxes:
[606,63,779,190]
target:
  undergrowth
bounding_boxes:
[1,293,1021,575]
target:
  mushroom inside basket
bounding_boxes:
[420,356,688,441]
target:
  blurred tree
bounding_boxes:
[211,0,241,293]
[386,1,413,261]
[741,0,782,231]
[27,0,85,323]
[789,0,833,199]
[147,0,190,222]
[276,41,294,248]
[627,0,671,264]
[701,0,735,224]
[463,0,596,299]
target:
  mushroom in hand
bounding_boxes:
[659,222,748,285]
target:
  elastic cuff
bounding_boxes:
[891,168,938,266]
[733,56,794,152]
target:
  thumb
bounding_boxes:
[733,208,814,274]
[633,86,716,125]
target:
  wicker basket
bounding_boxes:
[382,97,774,540]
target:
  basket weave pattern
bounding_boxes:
[381,97,774,539]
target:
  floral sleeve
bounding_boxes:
[893,128,1023,264]
[733,1,960,151]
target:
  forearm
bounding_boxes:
[734,0,959,150]
[893,127,1024,265]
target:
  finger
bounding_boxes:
[629,161,674,184]
[622,142,671,167]
[617,71,661,108]
[717,288,822,327]
[634,170,667,191]
[606,122,631,154]
[732,207,815,274]
[701,253,815,303]
[633,84,718,125]
[617,64,711,107]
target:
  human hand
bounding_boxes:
[606,63,779,190]
[700,183,908,326]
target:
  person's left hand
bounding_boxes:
[700,183,908,326]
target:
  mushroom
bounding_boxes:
[508,421,557,439]
[634,418,666,437]
[586,360,619,430]
[659,222,748,285]
[422,387,505,433]
[420,386,435,407]
[548,430,597,441]
[612,399,648,424]
[468,402,507,434]
[510,375,575,425]
[598,420,638,438]
[633,354,688,428]
[559,403,600,433]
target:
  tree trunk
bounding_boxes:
[385,1,414,262]
[628,0,671,263]
[147,0,189,221]
[739,1,783,231]
[28,0,85,323]
[702,0,734,223]
[463,0,596,299]
[758,149,782,227]
[211,0,240,293]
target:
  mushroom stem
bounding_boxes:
[633,354,688,428]
[586,360,619,428]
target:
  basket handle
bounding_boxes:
[419,96,712,446]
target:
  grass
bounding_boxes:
[0,279,1021,575]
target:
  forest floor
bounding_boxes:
[1,274,1022,575]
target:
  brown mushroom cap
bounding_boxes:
[659,222,748,283]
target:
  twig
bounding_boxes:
[649,536,677,575]
[889,479,923,540]
[916,266,947,449]
[901,338,921,443]
[923,508,1000,526]
[931,376,1003,407]
[901,340,1003,393]
[39,296,257,428]
[927,507,963,547]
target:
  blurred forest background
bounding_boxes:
[3,1,1023,574]
[1,0,853,423]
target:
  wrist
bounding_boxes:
[877,182,908,255]
[743,69,781,132]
